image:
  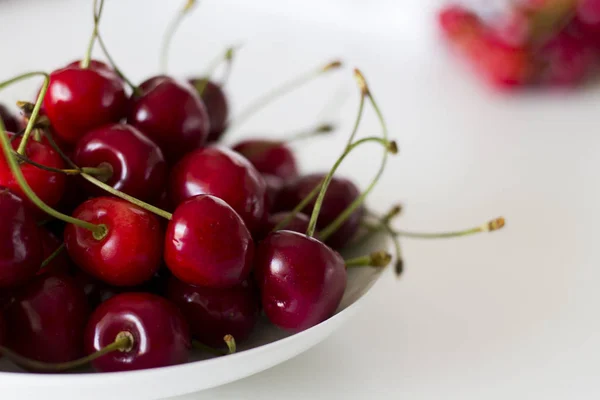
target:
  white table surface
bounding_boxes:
[1,0,599,398]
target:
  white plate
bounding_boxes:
[0,233,390,400]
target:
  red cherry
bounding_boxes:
[65,60,121,81]
[258,211,311,241]
[84,292,190,372]
[167,276,259,347]
[232,139,299,180]
[0,189,42,288]
[0,104,22,133]
[189,78,229,143]
[72,269,121,310]
[37,227,71,276]
[164,195,254,288]
[43,62,127,145]
[64,197,163,287]
[72,123,167,203]
[0,134,66,216]
[4,273,89,363]
[169,146,267,233]
[274,174,364,250]
[128,76,210,163]
[264,174,283,211]
[254,231,346,332]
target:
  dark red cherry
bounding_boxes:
[169,146,267,233]
[167,276,259,347]
[0,134,66,215]
[128,76,209,163]
[84,292,190,372]
[64,197,162,287]
[189,78,229,143]
[43,62,127,145]
[72,123,167,203]
[4,273,89,363]
[255,231,346,332]
[72,269,120,310]
[37,227,71,276]
[232,139,298,180]
[263,174,283,211]
[0,104,22,133]
[0,189,42,288]
[274,173,364,250]
[258,211,311,240]
[164,195,254,288]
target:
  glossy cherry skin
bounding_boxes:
[84,292,190,372]
[254,231,346,332]
[167,276,259,347]
[232,140,299,180]
[65,60,121,81]
[4,273,89,363]
[128,76,209,163]
[64,197,163,287]
[0,134,66,216]
[0,104,22,133]
[169,146,267,233]
[43,62,127,145]
[165,195,254,288]
[72,123,167,203]
[189,78,229,143]
[37,227,71,276]
[274,173,364,250]
[258,211,311,241]
[0,189,42,288]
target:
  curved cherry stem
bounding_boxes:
[393,217,506,239]
[319,69,394,242]
[81,0,105,69]
[0,72,49,156]
[39,243,66,270]
[306,136,396,237]
[12,152,112,180]
[96,34,141,96]
[160,0,198,73]
[0,331,133,372]
[286,123,335,143]
[194,45,240,96]
[226,59,343,134]
[363,205,404,277]
[0,121,107,238]
[345,250,392,268]
[192,334,237,356]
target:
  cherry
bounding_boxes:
[274,174,363,250]
[72,269,120,310]
[164,195,254,288]
[0,134,66,216]
[169,146,267,233]
[128,76,210,163]
[167,276,259,347]
[72,123,167,203]
[64,197,163,287]
[0,104,22,133]
[43,62,127,145]
[0,189,42,288]
[84,292,190,372]
[232,139,298,180]
[254,231,346,332]
[65,59,121,81]
[264,174,284,211]
[189,79,229,142]
[37,227,71,276]
[258,211,311,240]
[4,273,89,363]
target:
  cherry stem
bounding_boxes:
[194,46,240,96]
[80,173,173,220]
[0,72,49,156]
[286,123,335,143]
[192,335,237,356]
[345,250,392,268]
[393,217,506,239]
[227,59,343,134]
[0,331,133,372]
[319,69,394,242]
[160,0,198,73]
[81,0,105,69]
[12,152,112,180]
[96,33,141,96]
[364,205,404,277]
[271,179,323,233]
[0,116,107,239]
[39,243,65,270]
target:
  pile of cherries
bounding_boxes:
[0,0,503,374]
[438,0,600,88]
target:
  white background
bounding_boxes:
[0,0,599,398]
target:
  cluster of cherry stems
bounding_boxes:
[0,0,504,373]
[439,0,600,88]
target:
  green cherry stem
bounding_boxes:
[319,69,394,242]
[0,331,133,372]
[194,45,240,96]
[393,217,506,239]
[39,243,66,270]
[12,152,113,180]
[0,120,107,239]
[226,59,343,134]
[286,123,335,143]
[192,334,237,356]
[345,250,392,268]
[96,34,141,95]
[306,136,396,237]
[160,0,198,73]
[80,0,105,69]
